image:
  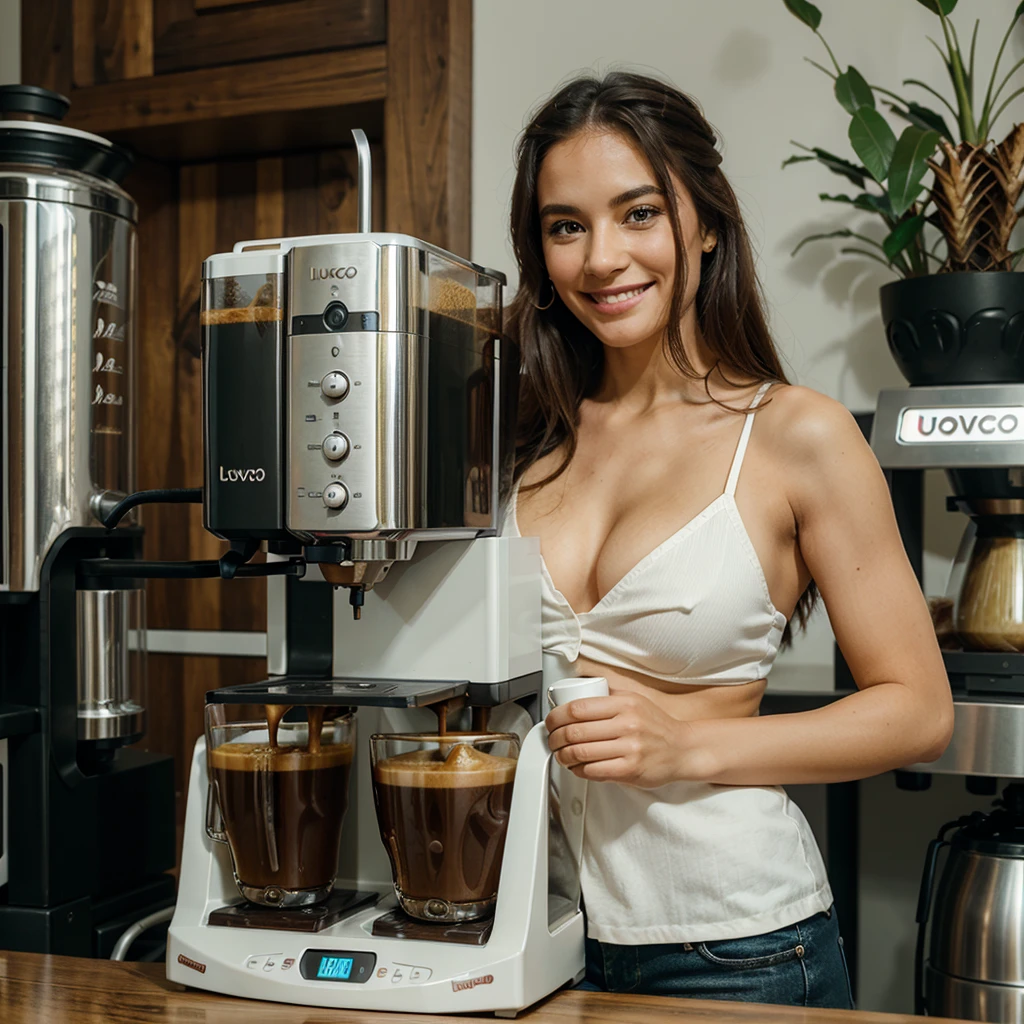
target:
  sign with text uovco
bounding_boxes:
[899,406,1024,444]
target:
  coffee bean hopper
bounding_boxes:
[163,132,587,1015]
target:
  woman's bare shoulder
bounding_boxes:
[757,384,868,460]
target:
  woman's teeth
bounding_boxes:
[593,285,648,304]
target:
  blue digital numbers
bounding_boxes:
[316,956,354,980]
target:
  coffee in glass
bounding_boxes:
[205,703,355,907]
[371,732,518,922]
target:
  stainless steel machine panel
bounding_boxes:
[872,383,1024,469]
[76,588,145,742]
[288,330,388,535]
[0,167,137,591]
[285,238,505,541]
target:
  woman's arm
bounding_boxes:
[547,389,954,788]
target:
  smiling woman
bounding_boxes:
[502,71,953,1010]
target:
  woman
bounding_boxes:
[504,71,953,1008]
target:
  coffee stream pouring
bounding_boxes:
[151,131,587,1014]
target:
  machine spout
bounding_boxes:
[349,586,365,620]
[351,128,372,233]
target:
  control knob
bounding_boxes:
[321,432,350,461]
[321,371,350,400]
[323,482,349,510]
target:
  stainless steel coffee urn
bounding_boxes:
[918,785,1024,1021]
[0,85,174,957]
[0,83,144,744]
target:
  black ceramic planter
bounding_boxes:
[880,271,1024,386]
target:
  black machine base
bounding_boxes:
[0,874,176,958]
[207,890,380,932]
[208,672,544,709]
[371,907,495,946]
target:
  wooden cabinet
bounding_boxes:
[22,0,474,843]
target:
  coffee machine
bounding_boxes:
[0,85,176,956]
[872,383,1024,1022]
[165,133,586,1015]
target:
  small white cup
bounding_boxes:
[546,676,610,710]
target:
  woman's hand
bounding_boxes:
[545,692,718,787]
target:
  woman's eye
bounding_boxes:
[626,205,661,225]
[548,219,584,237]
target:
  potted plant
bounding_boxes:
[783,0,1024,385]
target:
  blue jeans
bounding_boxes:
[579,906,854,1009]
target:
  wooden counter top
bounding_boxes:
[0,951,971,1024]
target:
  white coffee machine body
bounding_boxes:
[167,536,587,1015]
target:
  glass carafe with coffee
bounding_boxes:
[371,702,519,924]
[205,700,355,908]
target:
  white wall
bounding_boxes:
[473,0,1023,1013]
[0,0,19,84]
[474,0,1020,675]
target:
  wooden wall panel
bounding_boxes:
[21,0,73,95]
[72,0,154,87]
[153,0,385,76]
[65,46,387,137]
[384,0,472,252]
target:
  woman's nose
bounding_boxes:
[583,223,628,279]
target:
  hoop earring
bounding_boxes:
[533,280,556,311]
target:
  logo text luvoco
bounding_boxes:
[310,266,358,280]
[219,466,266,482]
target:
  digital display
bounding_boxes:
[299,948,374,983]
[317,956,354,980]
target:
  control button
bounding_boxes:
[409,966,432,983]
[321,371,350,400]
[281,958,295,971]
[321,432,350,462]
[246,956,264,971]
[323,301,349,332]
[323,482,349,510]
[391,966,404,984]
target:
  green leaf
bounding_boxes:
[884,100,954,141]
[1016,2,1024,20]
[914,0,958,14]
[848,108,898,183]
[835,67,875,114]
[883,214,927,262]
[819,192,894,218]
[784,144,870,188]
[782,0,822,30]
[887,127,940,218]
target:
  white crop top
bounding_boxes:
[508,383,787,687]
[507,382,833,944]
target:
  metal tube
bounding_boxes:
[110,904,175,961]
[352,128,372,233]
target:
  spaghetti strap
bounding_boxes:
[724,382,773,496]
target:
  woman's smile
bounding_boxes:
[585,281,655,315]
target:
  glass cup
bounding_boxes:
[370,732,519,922]
[205,702,355,907]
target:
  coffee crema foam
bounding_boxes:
[200,306,283,325]
[210,741,353,772]
[374,742,516,789]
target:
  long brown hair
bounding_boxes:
[507,70,817,643]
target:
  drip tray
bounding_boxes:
[208,889,380,931]
[371,908,493,946]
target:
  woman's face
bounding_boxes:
[536,129,714,352]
